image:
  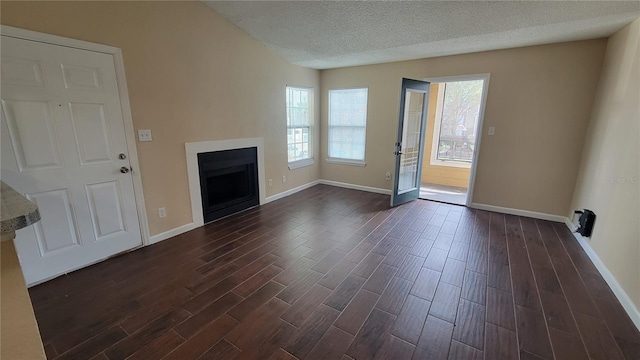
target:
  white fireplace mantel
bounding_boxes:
[185,138,266,227]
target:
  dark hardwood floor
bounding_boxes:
[29,185,640,359]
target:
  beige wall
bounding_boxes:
[320,40,606,216]
[1,1,321,236]
[421,84,471,188]
[570,18,640,308]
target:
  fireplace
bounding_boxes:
[198,147,259,223]
[185,138,265,230]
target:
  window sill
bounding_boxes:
[326,158,366,167]
[288,158,315,170]
[429,159,472,169]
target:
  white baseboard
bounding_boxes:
[149,222,197,245]
[469,203,566,222]
[563,218,640,330]
[264,180,321,204]
[318,179,392,195]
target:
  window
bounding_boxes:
[328,88,368,165]
[430,80,484,168]
[286,86,313,169]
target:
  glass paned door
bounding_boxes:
[391,78,431,207]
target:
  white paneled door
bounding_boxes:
[1,36,142,285]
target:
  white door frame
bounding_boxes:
[1,25,151,246]
[422,73,491,207]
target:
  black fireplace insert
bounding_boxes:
[198,147,259,223]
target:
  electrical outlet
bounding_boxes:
[138,129,152,142]
[158,207,166,218]
[282,175,286,183]
[385,172,391,181]
[268,179,273,187]
[488,127,496,136]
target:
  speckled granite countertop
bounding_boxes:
[1,181,40,236]
[0,181,46,359]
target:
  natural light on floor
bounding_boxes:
[420,183,468,205]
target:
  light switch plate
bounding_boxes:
[488,127,496,136]
[138,129,152,142]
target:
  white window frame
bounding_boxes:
[327,87,368,166]
[286,85,314,170]
[430,81,481,169]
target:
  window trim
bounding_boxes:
[286,85,314,167]
[429,82,474,169]
[288,157,315,170]
[327,87,369,165]
[326,158,366,167]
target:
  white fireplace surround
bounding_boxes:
[186,138,266,227]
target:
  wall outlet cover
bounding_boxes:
[138,129,152,142]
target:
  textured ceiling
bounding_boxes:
[203,1,640,69]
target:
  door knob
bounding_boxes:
[120,166,131,174]
[394,151,403,155]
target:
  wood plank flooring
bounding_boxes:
[29,185,640,359]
